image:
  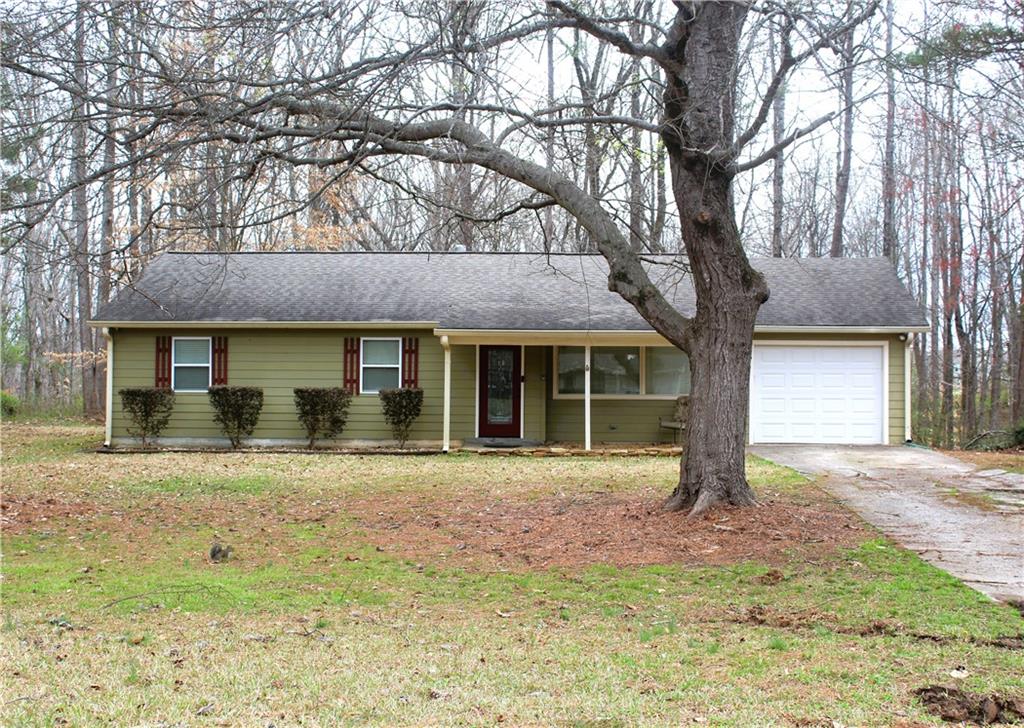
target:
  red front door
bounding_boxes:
[478,346,521,438]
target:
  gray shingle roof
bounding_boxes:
[93,252,929,330]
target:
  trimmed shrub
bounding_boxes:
[294,387,352,448]
[378,388,423,448]
[208,386,263,449]
[119,387,175,447]
[1,390,19,418]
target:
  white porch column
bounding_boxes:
[584,344,592,451]
[441,335,451,452]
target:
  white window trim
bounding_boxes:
[360,337,403,394]
[171,336,212,393]
[552,346,686,400]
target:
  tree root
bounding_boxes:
[664,480,758,516]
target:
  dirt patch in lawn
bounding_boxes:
[0,495,97,532]
[357,489,868,569]
[915,685,1024,724]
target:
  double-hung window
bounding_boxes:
[554,345,690,398]
[361,338,401,393]
[172,337,212,392]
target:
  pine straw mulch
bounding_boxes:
[943,447,1024,472]
[355,487,868,570]
[2,482,868,572]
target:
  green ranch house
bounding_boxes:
[90,252,929,450]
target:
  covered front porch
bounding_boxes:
[437,329,686,453]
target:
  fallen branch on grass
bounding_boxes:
[101,583,235,610]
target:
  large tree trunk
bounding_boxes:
[660,3,768,513]
[664,167,764,512]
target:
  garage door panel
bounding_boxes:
[760,397,786,413]
[849,424,881,441]
[761,372,786,388]
[847,348,881,364]
[760,423,789,440]
[790,397,816,413]
[820,373,846,389]
[820,349,854,363]
[790,349,818,364]
[850,398,876,414]
[752,345,884,445]
[791,422,819,439]
[850,372,876,387]
[820,397,846,413]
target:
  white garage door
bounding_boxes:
[751,345,885,444]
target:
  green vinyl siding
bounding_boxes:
[448,344,476,440]
[111,329,478,444]
[523,346,546,441]
[547,398,678,444]
[111,329,908,446]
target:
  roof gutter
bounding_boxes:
[754,325,931,334]
[434,325,931,339]
[87,320,440,330]
[87,321,930,335]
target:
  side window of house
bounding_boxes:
[556,346,689,396]
[361,338,401,393]
[173,338,211,391]
[646,347,690,395]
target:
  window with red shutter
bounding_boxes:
[343,337,359,394]
[212,336,228,385]
[401,337,419,388]
[155,336,172,388]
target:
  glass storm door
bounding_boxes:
[478,346,521,438]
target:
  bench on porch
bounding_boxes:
[658,395,689,444]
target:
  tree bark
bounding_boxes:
[72,0,98,415]
[659,3,768,513]
[770,24,786,258]
[881,0,896,259]
[830,29,854,258]
[543,26,555,251]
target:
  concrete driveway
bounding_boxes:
[750,444,1024,603]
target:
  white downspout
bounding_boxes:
[905,333,914,442]
[101,327,113,447]
[441,335,451,452]
[584,344,591,451]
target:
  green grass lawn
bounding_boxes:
[2,423,1021,726]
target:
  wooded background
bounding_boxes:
[1,0,1021,448]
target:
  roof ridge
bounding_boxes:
[161,250,894,261]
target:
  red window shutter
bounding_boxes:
[155,336,172,388]
[343,337,359,393]
[212,336,228,385]
[402,337,419,388]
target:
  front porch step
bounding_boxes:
[463,437,544,449]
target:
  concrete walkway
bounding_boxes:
[750,444,1024,603]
